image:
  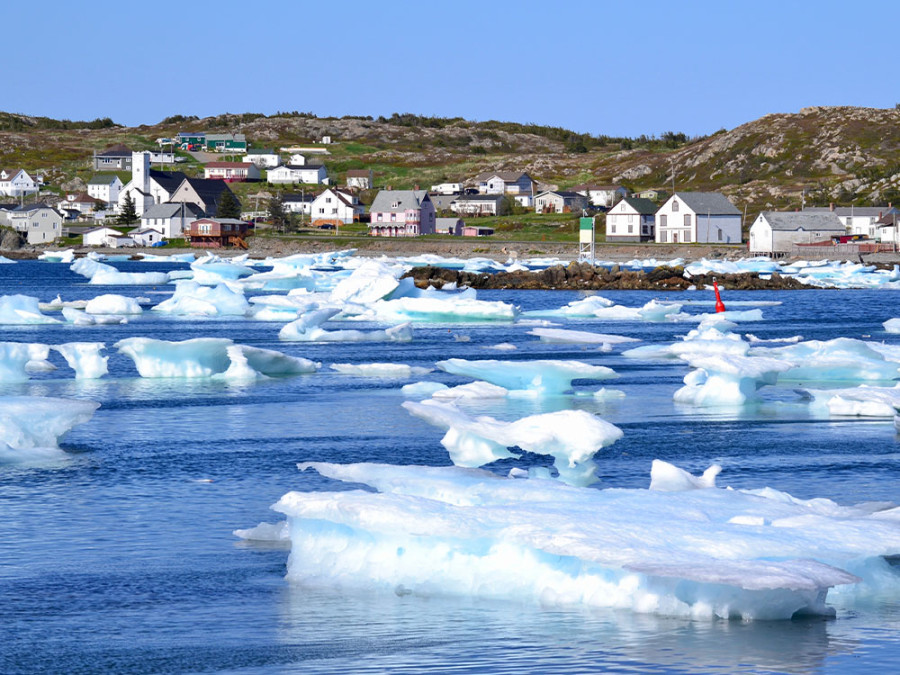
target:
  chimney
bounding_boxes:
[829,202,834,211]
[414,184,419,191]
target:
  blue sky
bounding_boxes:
[6,0,898,138]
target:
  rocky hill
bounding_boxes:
[2,106,899,214]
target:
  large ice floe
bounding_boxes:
[527,327,640,348]
[403,400,623,485]
[279,308,412,342]
[0,342,51,382]
[0,396,99,462]
[70,257,169,285]
[237,460,900,621]
[114,337,319,378]
[800,384,900,417]
[151,281,250,317]
[436,357,617,396]
[0,294,62,325]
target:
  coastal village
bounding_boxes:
[1,125,899,259]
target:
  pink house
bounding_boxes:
[368,189,436,237]
[203,162,261,182]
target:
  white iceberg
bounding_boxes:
[402,399,623,485]
[436,358,617,396]
[84,294,143,315]
[0,396,99,462]
[0,342,51,382]
[255,461,898,620]
[528,327,640,346]
[151,281,250,317]
[0,295,62,325]
[330,363,432,378]
[674,354,794,406]
[280,308,412,343]
[115,337,318,378]
[54,342,109,379]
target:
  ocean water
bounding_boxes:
[1,260,899,674]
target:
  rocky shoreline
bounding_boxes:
[404,263,815,291]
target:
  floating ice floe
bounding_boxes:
[401,381,449,398]
[0,294,62,325]
[436,357,617,396]
[884,318,900,334]
[151,281,250,317]
[115,337,319,378]
[0,396,99,462]
[53,342,109,379]
[70,258,169,285]
[0,342,51,382]
[330,363,432,378]
[329,259,405,304]
[84,294,143,315]
[800,384,900,417]
[0,255,15,264]
[674,354,795,406]
[189,259,255,286]
[431,381,510,400]
[39,249,75,263]
[649,459,722,491]
[624,322,750,361]
[753,338,900,383]
[279,308,412,342]
[242,460,900,620]
[403,399,623,485]
[61,307,127,326]
[369,295,519,323]
[528,327,640,347]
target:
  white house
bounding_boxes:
[267,164,328,185]
[288,153,308,165]
[140,202,204,238]
[430,182,461,195]
[282,193,314,215]
[83,226,125,247]
[749,211,846,255]
[451,195,505,216]
[243,149,281,168]
[572,184,629,208]
[8,204,63,244]
[87,174,124,207]
[0,169,38,197]
[605,197,657,242]
[877,212,900,244]
[534,191,589,214]
[310,189,363,225]
[203,162,261,182]
[803,206,898,239]
[513,194,533,208]
[655,192,742,244]
[61,192,103,218]
[474,171,535,195]
[346,169,373,190]
[148,151,176,165]
[128,227,165,246]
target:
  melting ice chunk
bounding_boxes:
[436,358,616,396]
[0,342,51,382]
[0,295,62,325]
[402,399,623,485]
[674,354,794,406]
[54,342,109,379]
[0,396,99,462]
[152,281,250,316]
[254,461,898,620]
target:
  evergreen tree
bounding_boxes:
[216,189,241,219]
[117,193,137,225]
[267,195,287,232]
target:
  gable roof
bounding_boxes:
[173,178,239,214]
[141,202,204,220]
[149,169,189,194]
[0,168,26,181]
[346,169,372,177]
[96,143,132,157]
[475,170,531,182]
[245,148,275,155]
[282,193,314,203]
[88,174,123,186]
[452,194,505,203]
[370,190,431,212]
[619,197,658,215]
[759,211,845,231]
[804,206,899,218]
[671,192,740,215]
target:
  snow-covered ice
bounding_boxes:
[54,342,109,379]
[151,281,250,317]
[0,295,62,325]
[330,363,432,378]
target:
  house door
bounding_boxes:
[672,233,678,243]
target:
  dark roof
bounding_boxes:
[282,193,314,203]
[150,170,188,193]
[346,169,372,177]
[142,202,204,219]
[452,194,504,203]
[474,171,531,182]
[672,192,740,215]
[759,211,845,232]
[176,178,239,215]
[620,197,659,215]
[88,174,123,186]
[96,143,132,157]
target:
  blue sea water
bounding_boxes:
[1,259,899,674]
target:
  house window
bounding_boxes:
[391,202,399,209]
[627,214,634,223]
[628,225,633,234]
[660,215,667,227]
[611,224,616,234]
[672,200,679,212]
[684,214,691,227]
[718,228,723,241]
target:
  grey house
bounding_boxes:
[749,211,845,255]
[93,144,133,171]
